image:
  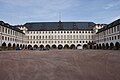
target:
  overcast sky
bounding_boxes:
[0,0,120,25]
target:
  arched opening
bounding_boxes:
[93,45,96,49]
[99,44,102,49]
[46,45,50,49]
[64,44,69,49]
[110,43,114,50]
[13,43,16,50]
[25,45,27,49]
[19,44,23,50]
[102,43,105,49]
[70,44,76,49]
[115,42,120,50]
[83,44,88,49]
[90,45,92,49]
[106,43,109,49]
[33,45,38,50]
[2,42,6,50]
[52,45,57,49]
[8,43,11,50]
[28,45,32,50]
[96,44,99,49]
[77,44,82,49]
[22,45,25,49]
[17,44,19,47]
[58,44,63,49]
[40,45,44,49]
[20,44,22,48]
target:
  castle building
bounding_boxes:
[95,19,120,49]
[0,21,27,50]
[0,19,120,50]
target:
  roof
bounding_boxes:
[24,21,95,31]
[97,19,120,33]
[0,21,24,34]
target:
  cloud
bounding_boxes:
[104,0,120,9]
[0,0,77,24]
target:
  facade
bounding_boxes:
[94,19,120,49]
[0,21,27,50]
[0,19,120,50]
[20,21,95,49]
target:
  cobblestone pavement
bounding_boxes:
[0,50,120,80]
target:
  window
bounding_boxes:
[39,41,41,43]
[79,41,81,43]
[39,36,41,39]
[33,36,35,39]
[64,41,66,43]
[115,36,116,40]
[118,35,120,39]
[42,36,44,39]
[2,36,4,40]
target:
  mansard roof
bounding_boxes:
[97,19,120,33]
[24,21,95,31]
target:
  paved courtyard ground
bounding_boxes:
[0,50,120,80]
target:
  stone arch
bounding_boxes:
[25,45,27,49]
[2,42,6,50]
[83,44,88,49]
[90,45,92,49]
[77,44,81,47]
[99,44,102,49]
[77,44,82,49]
[115,42,120,50]
[8,43,11,47]
[52,44,57,49]
[64,44,69,49]
[2,42,6,47]
[22,45,25,49]
[46,45,50,49]
[110,43,114,50]
[102,43,105,49]
[8,43,11,50]
[13,43,16,48]
[20,44,22,48]
[58,44,63,49]
[17,44,19,48]
[96,44,99,49]
[70,44,76,49]
[40,45,44,49]
[106,43,109,49]
[28,45,32,50]
[33,45,38,49]
[13,43,16,50]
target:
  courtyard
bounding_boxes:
[0,50,120,80]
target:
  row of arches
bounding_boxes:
[1,42,27,50]
[27,44,88,50]
[1,42,119,50]
[96,42,120,50]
